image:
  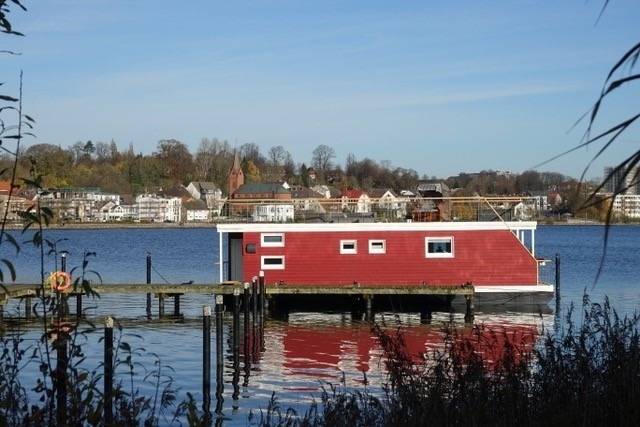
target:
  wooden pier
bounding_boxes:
[0,282,475,322]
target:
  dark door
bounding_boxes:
[228,233,243,281]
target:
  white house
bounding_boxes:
[252,204,295,222]
[135,194,182,222]
[369,189,406,219]
[340,189,371,214]
[186,181,225,216]
[185,200,210,222]
[613,194,640,218]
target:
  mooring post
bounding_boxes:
[555,253,561,303]
[202,306,211,419]
[232,288,241,406]
[146,255,152,318]
[251,277,258,324]
[104,316,114,427]
[243,282,250,328]
[25,296,31,320]
[173,294,181,317]
[55,334,68,426]
[258,271,265,319]
[364,295,373,321]
[215,294,224,415]
[242,282,251,387]
[464,295,475,323]
[60,253,67,317]
[76,293,82,319]
[158,294,165,318]
[420,307,432,324]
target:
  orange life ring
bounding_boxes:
[49,271,72,293]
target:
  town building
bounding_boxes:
[135,194,182,223]
[340,189,371,214]
[290,185,325,214]
[369,188,406,219]
[186,181,225,217]
[612,194,640,218]
[0,181,30,222]
[37,187,120,222]
[228,151,245,196]
[229,182,292,217]
[603,166,640,195]
[185,199,210,222]
[252,204,295,222]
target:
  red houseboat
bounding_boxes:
[215,221,554,306]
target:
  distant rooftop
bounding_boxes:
[234,182,289,195]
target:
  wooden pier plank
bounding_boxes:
[1,282,473,304]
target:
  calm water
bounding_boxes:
[1,225,639,425]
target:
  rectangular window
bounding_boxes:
[368,239,386,254]
[261,255,285,270]
[340,239,358,254]
[261,233,285,247]
[425,237,454,258]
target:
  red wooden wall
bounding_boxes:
[241,230,537,286]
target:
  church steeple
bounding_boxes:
[228,150,245,196]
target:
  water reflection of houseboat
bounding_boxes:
[216,221,554,306]
[256,312,548,388]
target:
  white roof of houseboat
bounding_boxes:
[215,221,537,233]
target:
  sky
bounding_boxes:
[3,0,640,179]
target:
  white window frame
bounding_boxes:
[340,239,358,254]
[368,239,386,254]
[261,232,285,247]
[261,255,285,270]
[425,236,454,258]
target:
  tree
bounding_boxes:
[267,145,287,167]
[311,144,336,179]
[240,143,265,167]
[155,139,194,184]
[245,160,261,183]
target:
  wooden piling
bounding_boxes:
[243,282,250,328]
[258,271,265,319]
[146,255,152,318]
[365,295,373,321]
[56,255,68,427]
[76,294,82,319]
[214,294,224,414]
[251,278,258,324]
[232,288,241,405]
[464,295,475,323]
[104,316,114,426]
[555,253,561,304]
[202,306,211,418]
[242,282,251,387]
[173,294,181,317]
[60,253,67,317]
[25,296,31,320]
[158,294,165,318]
[420,308,432,324]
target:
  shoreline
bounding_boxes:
[3,221,639,230]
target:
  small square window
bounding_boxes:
[261,233,284,247]
[368,239,386,254]
[261,255,285,270]
[340,239,358,254]
[425,237,454,258]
